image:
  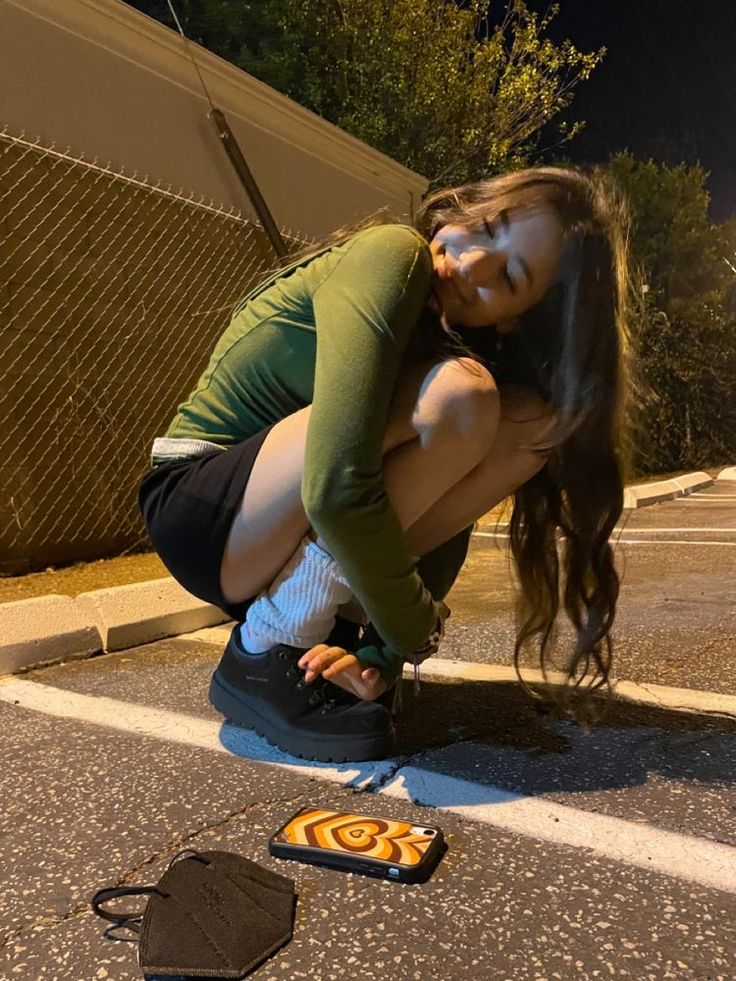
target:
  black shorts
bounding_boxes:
[138,425,277,621]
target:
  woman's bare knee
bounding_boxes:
[403,388,553,557]
[383,357,498,453]
[392,356,500,456]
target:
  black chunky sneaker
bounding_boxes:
[208,626,396,762]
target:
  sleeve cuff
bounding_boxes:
[354,643,405,686]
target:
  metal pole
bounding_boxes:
[209,108,288,259]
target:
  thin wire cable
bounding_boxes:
[165,0,216,112]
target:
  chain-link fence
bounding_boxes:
[1,128,308,575]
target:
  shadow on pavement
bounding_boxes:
[394,676,736,796]
[210,672,736,805]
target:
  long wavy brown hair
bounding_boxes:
[415,168,636,717]
[274,166,637,717]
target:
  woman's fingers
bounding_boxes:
[298,644,342,670]
[358,667,388,700]
[325,661,388,700]
[325,658,386,698]
[320,653,359,680]
[296,646,388,700]
[297,644,330,669]
[298,646,352,683]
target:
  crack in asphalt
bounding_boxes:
[0,790,310,950]
[2,743,465,950]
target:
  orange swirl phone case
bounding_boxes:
[269,806,445,883]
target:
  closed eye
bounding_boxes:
[482,216,515,292]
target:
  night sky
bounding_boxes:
[128,0,736,220]
[523,0,736,220]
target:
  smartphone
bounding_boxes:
[269,805,446,884]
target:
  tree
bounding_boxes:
[126,0,603,186]
[605,154,736,471]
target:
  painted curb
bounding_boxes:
[623,470,712,509]
[0,579,229,677]
[477,469,719,527]
[0,594,103,675]
[74,578,230,651]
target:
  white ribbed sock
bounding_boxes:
[239,535,354,653]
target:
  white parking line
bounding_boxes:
[381,768,736,894]
[473,532,736,546]
[183,629,736,720]
[613,527,736,533]
[612,540,736,547]
[0,677,391,788]
[1,676,735,894]
[408,657,736,719]
[682,495,736,501]
[478,527,736,534]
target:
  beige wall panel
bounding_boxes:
[0,0,428,238]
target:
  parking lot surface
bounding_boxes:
[1,479,735,979]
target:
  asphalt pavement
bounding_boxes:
[1,479,735,980]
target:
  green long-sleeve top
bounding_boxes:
[163,223,466,681]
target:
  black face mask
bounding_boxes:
[92,849,297,978]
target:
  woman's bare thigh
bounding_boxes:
[219,357,446,605]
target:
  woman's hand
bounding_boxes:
[297,645,388,701]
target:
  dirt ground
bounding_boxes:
[0,551,169,604]
[0,467,723,605]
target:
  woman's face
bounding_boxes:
[428,207,565,331]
